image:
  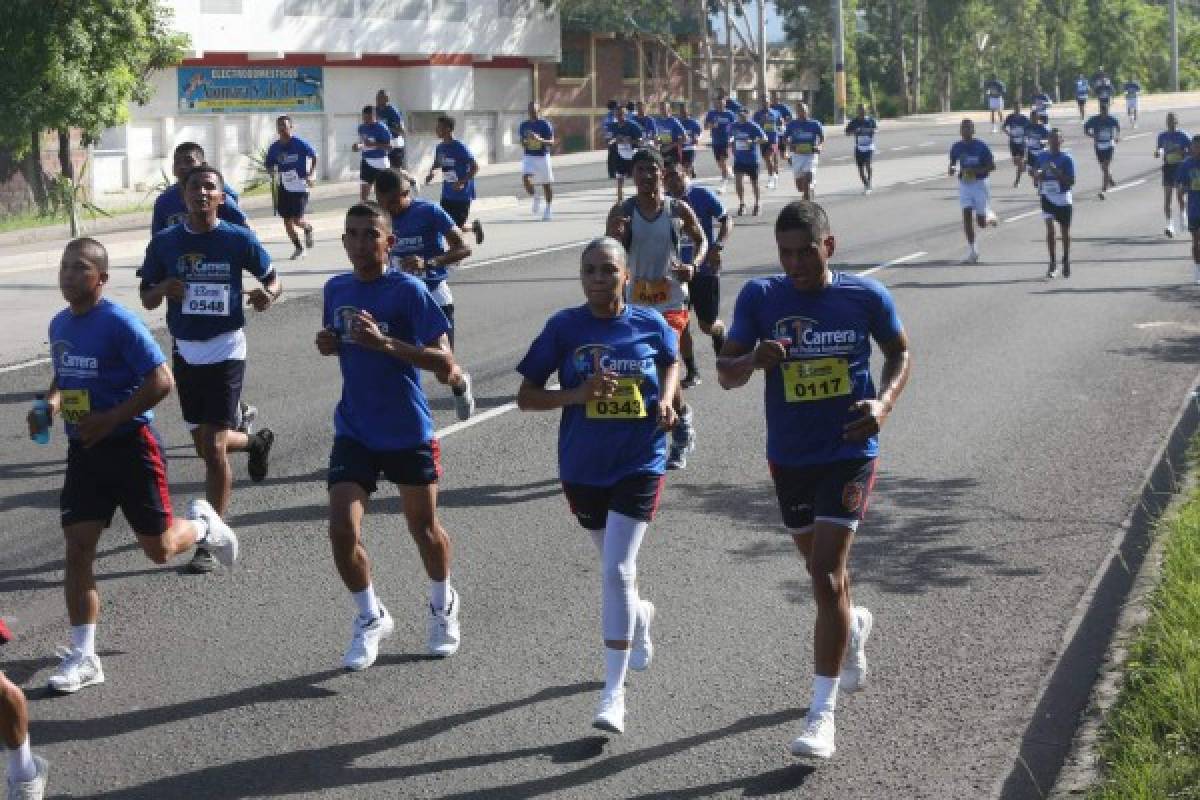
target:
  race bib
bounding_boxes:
[280,169,306,192]
[365,156,389,169]
[658,132,673,144]
[60,389,91,424]
[631,278,671,306]
[1041,179,1061,195]
[586,377,648,420]
[793,142,813,154]
[617,143,634,160]
[1009,127,1025,140]
[443,170,458,183]
[856,135,873,148]
[781,358,851,403]
[1166,151,1183,165]
[735,139,751,151]
[763,122,775,132]
[184,282,231,316]
[524,135,543,151]
[1096,130,1113,144]
[960,168,977,182]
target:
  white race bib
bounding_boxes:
[443,170,458,183]
[735,139,751,151]
[856,134,873,148]
[280,169,306,192]
[1041,179,1061,195]
[183,283,231,316]
[617,143,634,160]
[365,156,389,169]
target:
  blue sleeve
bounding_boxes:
[241,230,274,282]
[1064,155,1076,180]
[265,142,280,169]
[220,193,248,227]
[708,190,727,219]
[655,311,679,366]
[631,122,644,139]
[150,195,167,234]
[868,283,904,344]
[410,283,452,346]
[815,122,825,141]
[120,312,167,377]
[948,142,960,164]
[457,140,476,167]
[728,281,763,348]
[432,205,457,235]
[541,120,554,139]
[754,123,766,139]
[982,143,995,167]
[322,282,333,330]
[139,237,166,291]
[302,138,317,158]
[516,315,562,386]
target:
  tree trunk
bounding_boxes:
[701,0,716,106]
[57,128,74,182]
[755,0,767,99]
[912,3,922,113]
[725,4,735,95]
[889,0,911,113]
[23,130,49,215]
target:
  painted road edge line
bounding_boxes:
[1106,178,1148,194]
[861,251,927,276]
[0,357,50,374]
[1005,209,1042,223]
[908,175,943,185]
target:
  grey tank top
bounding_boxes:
[625,196,687,311]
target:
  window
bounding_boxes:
[559,46,586,79]
[622,43,639,80]
[431,0,467,19]
[200,0,242,12]
[285,0,353,17]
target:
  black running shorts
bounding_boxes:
[173,353,245,429]
[769,457,877,532]
[562,472,664,531]
[61,426,173,535]
[327,435,441,492]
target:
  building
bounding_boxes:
[91,0,561,195]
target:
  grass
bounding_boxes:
[0,201,152,235]
[1089,435,1200,799]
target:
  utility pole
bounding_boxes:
[832,0,846,123]
[757,0,768,98]
[1170,0,1179,92]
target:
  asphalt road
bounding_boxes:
[1,101,1199,799]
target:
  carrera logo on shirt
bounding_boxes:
[334,306,389,343]
[177,253,231,280]
[392,236,424,255]
[774,316,859,356]
[572,344,654,377]
[52,340,98,378]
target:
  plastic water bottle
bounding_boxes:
[30,394,50,445]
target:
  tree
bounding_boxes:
[0,0,187,218]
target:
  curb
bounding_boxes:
[994,378,1200,799]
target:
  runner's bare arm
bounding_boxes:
[717,338,786,389]
[76,364,173,448]
[844,331,911,443]
[436,227,472,267]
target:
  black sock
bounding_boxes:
[683,355,697,375]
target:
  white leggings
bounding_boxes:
[589,511,648,642]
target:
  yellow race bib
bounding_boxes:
[524,136,543,152]
[961,168,977,182]
[781,358,851,403]
[586,377,647,420]
[60,389,91,424]
[631,278,671,306]
[658,131,673,144]
[793,142,813,155]
[1166,151,1183,165]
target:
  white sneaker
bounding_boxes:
[342,606,395,671]
[1165,221,1175,238]
[863,186,871,196]
[630,600,655,672]
[1046,262,1058,280]
[47,648,104,694]
[961,247,980,264]
[452,373,475,421]
[542,206,553,221]
[188,499,238,567]
[790,711,836,759]
[592,689,626,733]
[6,754,48,800]
[718,180,728,195]
[532,196,543,215]
[427,587,461,657]
[840,607,873,693]
[985,209,999,227]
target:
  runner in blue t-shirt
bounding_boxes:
[731,107,767,216]
[653,101,685,166]
[677,101,703,179]
[782,103,825,201]
[770,90,795,126]
[425,115,484,245]
[1033,129,1076,278]
[1002,99,1031,187]
[1176,136,1200,283]
[265,114,318,260]
[753,99,783,190]
[151,141,246,235]
[606,105,644,203]
[375,89,407,168]
[519,102,556,220]
[1155,113,1192,237]
[140,165,280,573]
[704,92,737,192]
[317,202,464,669]
[1030,86,1052,118]
[984,78,1006,132]
[665,160,733,388]
[1084,99,1120,197]
[1123,79,1141,127]
[375,167,476,420]
[948,119,998,263]
[716,200,910,762]
[1023,112,1051,183]
[30,237,238,695]
[844,104,878,194]
[517,236,680,736]
[353,105,393,202]
[1074,74,1090,120]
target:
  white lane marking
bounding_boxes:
[908,175,943,185]
[0,357,51,374]
[1124,132,1151,140]
[833,155,850,161]
[0,264,52,276]
[891,145,911,151]
[920,141,936,147]
[861,251,926,276]
[438,401,519,437]
[1106,178,1147,194]
[1005,209,1042,223]
[458,240,590,271]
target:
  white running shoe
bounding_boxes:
[1165,221,1175,238]
[1046,262,1058,280]
[342,606,395,671]
[717,180,728,195]
[592,689,626,734]
[188,499,238,567]
[6,754,48,800]
[790,711,836,759]
[630,600,655,672]
[47,648,104,694]
[532,196,543,215]
[427,587,461,657]
[840,607,873,693]
[985,209,999,227]
[961,247,980,264]
[767,176,777,190]
[452,373,475,421]
[542,206,553,221]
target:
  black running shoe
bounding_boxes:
[247,428,274,482]
[304,225,315,249]
[472,220,484,245]
[711,329,727,357]
[186,548,218,574]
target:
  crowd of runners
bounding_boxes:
[4,74,1199,798]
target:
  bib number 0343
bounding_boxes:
[781,358,851,403]
[586,378,648,420]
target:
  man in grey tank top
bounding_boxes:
[606,148,709,469]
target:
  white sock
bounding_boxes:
[7,735,37,783]
[604,646,630,695]
[352,586,381,620]
[70,623,96,657]
[600,511,648,643]
[429,579,449,612]
[191,514,210,544]
[811,675,840,715]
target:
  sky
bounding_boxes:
[710,1,788,47]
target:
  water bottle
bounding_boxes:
[30,394,51,445]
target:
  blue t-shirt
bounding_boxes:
[376,103,405,137]
[633,114,656,139]
[680,116,702,150]
[1003,113,1031,145]
[1177,157,1200,219]
[48,298,166,441]
[753,108,783,142]
[1158,130,1192,168]
[731,121,766,165]
[704,109,736,146]
[358,122,392,160]
[1094,80,1115,102]
[265,136,317,187]
[1074,78,1090,100]
[387,199,458,292]
[1024,123,1050,158]
[845,116,878,151]
[323,271,450,451]
[139,221,274,341]
[728,272,904,468]
[681,185,726,272]
[151,184,246,235]
[770,103,794,123]
[1124,81,1141,98]
[653,116,685,149]
[1084,114,1120,149]
[518,118,554,156]
[517,305,678,485]
[607,120,644,149]
[949,138,995,180]
[1031,92,1052,111]
[784,119,825,154]
[1034,150,1076,204]
[434,138,477,202]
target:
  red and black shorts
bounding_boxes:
[61,426,173,536]
[769,457,877,532]
[327,435,441,492]
[562,472,665,531]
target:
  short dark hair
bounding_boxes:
[346,202,391,231]
[173,141,205,162]
[437,115,456,131]
[631,148,664,170]
[373,167,410,195]
[362,105,375,116]
[775,200,831,239]
[276,114,293,125]
[64,237,109,271]
[607,100,618,110]
[183,164,224,189]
